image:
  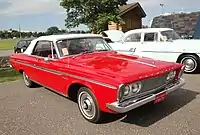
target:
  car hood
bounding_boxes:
[103,30,124,42]
[62,52,181,85]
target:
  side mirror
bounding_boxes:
[44,57,50,62]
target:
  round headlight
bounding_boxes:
[167,71,176,81]
[118,85,130,101]
[124,85,130,96]
[131,82,142,93]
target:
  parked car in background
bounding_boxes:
[103,37,114,43]
[14,38,35,53]
[103,28,200,73]
[9,34,185,123]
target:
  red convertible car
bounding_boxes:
[9,34,186,123]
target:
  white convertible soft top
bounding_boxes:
[24,34,102,55]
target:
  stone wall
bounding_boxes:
[0,56,10,68]
[151,11,200,36]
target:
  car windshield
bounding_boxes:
[160,30,181,41]
[56,37,112,57]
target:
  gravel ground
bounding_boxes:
[0,74,200,135]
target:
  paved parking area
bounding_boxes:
[0,74,200,135]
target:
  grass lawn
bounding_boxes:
[0,39,19,50]
[0,68,21,83]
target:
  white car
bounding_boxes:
[103,28,200,73]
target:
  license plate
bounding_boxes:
[154,91,167,104]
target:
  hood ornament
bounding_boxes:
[152,61,156,65]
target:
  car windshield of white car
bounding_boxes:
[56,37,112,57]
[161,30,181,41]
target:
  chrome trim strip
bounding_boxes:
[28,55,58,61]
[142,51,200,54]
[107,78,185,113]
[109,56,156,68]
[10,60,117,89]
[115,50,135,52]
[117,84,124,101]
[142,51,183,53]
[62,72,117,89]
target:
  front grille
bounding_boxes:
[139,73,168,94]
[120,73,170,103]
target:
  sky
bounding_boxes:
[0,0,200,32]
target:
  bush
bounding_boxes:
[0,68,21,83]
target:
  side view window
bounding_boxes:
[32,41,58,59]
[125,33,141,42]
[144,33,158,42]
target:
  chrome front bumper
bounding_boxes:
[107,78,186,113]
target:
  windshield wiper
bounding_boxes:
[72,50,95,58]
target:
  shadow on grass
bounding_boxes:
[0,68,21,83]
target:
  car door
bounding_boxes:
[31,40,67,93]
[133,32,171,61]
[116,32,142,55]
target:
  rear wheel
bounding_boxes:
[22,72,35,88]
[77,87,103,123]
[179,54,200,73]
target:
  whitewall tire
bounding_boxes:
[179,55,200,73]
[77,87,103,123]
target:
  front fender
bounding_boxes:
[66,78,118,113]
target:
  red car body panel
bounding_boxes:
[9,51,183,113]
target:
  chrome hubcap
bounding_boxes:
[181,57,197,72]
[78,91,96,120]
[83,99,92,110]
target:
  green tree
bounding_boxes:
[27,32,33,37]
[60,0,127,33]
[60,29,67,34]
[46,26,61,35]
[0,31,4,39]
[37,32,46,37]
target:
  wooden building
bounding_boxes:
[108,2,146,32]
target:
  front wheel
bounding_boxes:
[179,55,200,73]
[77,87,103,123]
